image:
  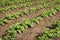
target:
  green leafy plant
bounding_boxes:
[22,10,29,15]
[5,14,15,20]
[36,5,44,10]
[55,5,60,11]
[26,2,33,7]
[4,31,16,40]
[49,8,57,16]
[32,17,42,24]
[22,18,33,28]
[0,19,7,25]
[43,2,52,8]
[29,7,37,12]
[19,4,25,8]
[40,11,49,17]
[0,5,17,12]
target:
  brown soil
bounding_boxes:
[0,12,6,18]
[53,37,60,40]
[16,12,60,40]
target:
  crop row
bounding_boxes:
[0,2,34,12]
[3,6,60,40]
[38,20,60,40]
[0,0,51,12]
[0,0,59,12]
[0,0,32,7]
[0,0,51,7]
[0,5,17,12]
[0,2,57,26]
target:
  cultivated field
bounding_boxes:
[0,0,60,40]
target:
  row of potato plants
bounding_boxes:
[38,20,60,40]
[0,2,56,26]
[0,0,51,12]
[36,0,60,5]
[0,1,34,12]
[0,0,59,12]
[0,0,32,7]
[18,0,51,8]
[0,5,17,12]
[3,6,60,40]
[0,0,51,7]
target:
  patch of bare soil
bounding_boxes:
[0,12,6,18]
[16,12,60,40]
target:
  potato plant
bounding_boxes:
[0,19,8,26]
[32,17,42,24]
[22,10,29,15]
[0,5,17,12]
[54,5,60,11]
